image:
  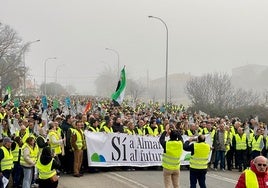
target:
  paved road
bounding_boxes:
[58,168,240,188]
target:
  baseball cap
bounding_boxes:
[3,137,13,144]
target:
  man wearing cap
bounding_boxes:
[0,137,14,187]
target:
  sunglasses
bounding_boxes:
[257,163,267,167]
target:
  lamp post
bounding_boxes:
[105,48,120,78]
[44,57,57,96]
[23,39,40,96]
[148,15,169,106]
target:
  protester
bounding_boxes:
[71,120,86,177]
[183,134,211,188]
[185,122,199,137]
[225,125,234,171]
[0,137,14,188]
[233,127,248,172]
[145,118,159,136]
[47,121,64,156]
[112,116,124,133]
[124,121,135,135]
[88,118,100,132]
[11,136,23,188]
[100,118,114,133]
[36,146,61,188]
[236,156,268,188]
[20,136,39,188]
[250,128,266,161]
[159,124,183,188]
[61,115,74,174]
[2,95,268,187]
[213,120,227,171]
[135,119,145,136]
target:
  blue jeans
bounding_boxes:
[214,150,225,169]
[22,166,34,188]
[190,169,207,188]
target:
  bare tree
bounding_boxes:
[0,24,22,59]
[185,72,261,116]
[186,73,232,108]
[126,79,145,101]
[0,23,26,95]
[229,88,260,108]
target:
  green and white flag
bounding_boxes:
[111,67,126,106]
[2,86,11,107]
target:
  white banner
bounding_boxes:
[85,131,212,167]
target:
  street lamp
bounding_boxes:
[105,48,120,78]
[23,39,40,96]
[148,15,169,106]
[44,57,57,96]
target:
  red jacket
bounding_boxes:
[236,160,268,188]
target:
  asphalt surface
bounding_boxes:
[58,168,241,188]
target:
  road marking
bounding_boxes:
[104,172,149,188]
[103,173,138,188]
[207,173,237,184]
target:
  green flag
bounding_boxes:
[2,86,11,107]
[111,67,126,106]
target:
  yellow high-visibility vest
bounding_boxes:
[0,146,13,171]
[135,127,144,136]
[56,127,62,138]
[225,132,233,153]
[235,134,247,150]
[99,121,106,130]
[190,142,210,169]
[88,126,99,132]
[245,169,259,188]
[26,127,36,139]
[84,122,89,128]
[2,130,8,137]
[198,127,204,135]
[36,159,57,180]
[48,131,62,155]
[0,113,6,120]
[230,126,236,135]
[210,129,216,140]
[158,124,165,134]
[103,126,113,133]
[147,126,159,136]
[11,142,20,162]
[247,130,254,148]
[15,130,29,144]
[20,143,39,167]
[162,141,183,170]
[252,135,263,152]
[72,129,83,150]
[124,128,135,135]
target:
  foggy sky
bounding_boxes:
[1,0,268,94]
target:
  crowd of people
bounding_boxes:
[0,96,267,187]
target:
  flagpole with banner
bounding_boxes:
[111,66,126,106]
[2,86,11,107]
